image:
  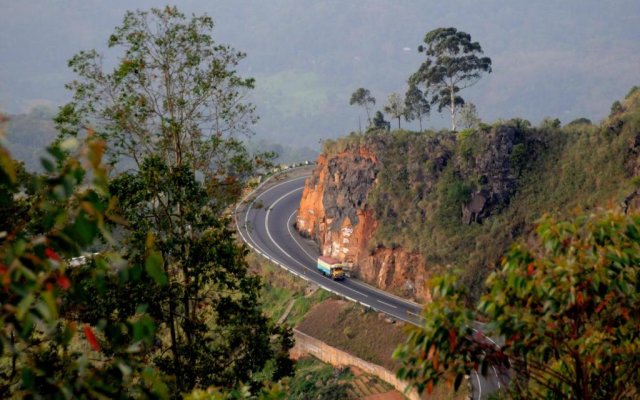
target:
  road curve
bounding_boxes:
[234,168,501,399]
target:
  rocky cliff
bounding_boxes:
[296,126,535,301]
[296,145,431,299]
[297,88,640,302]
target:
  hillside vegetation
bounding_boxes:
[322,87,640,297]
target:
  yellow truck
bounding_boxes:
[317,256,345,280]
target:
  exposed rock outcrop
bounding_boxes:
[296,94,639,301]
[460,125,524,224]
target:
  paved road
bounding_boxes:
[234,168,502,399]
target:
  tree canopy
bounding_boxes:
[370,110,390,132]
[458,102,481,129]
[395,209,640,399]
[410,27,491,131]
[404,84,430,131]
[349,87,376,126]
[0,114,171,397]
[383,92,406,130]
[53,6,289,396]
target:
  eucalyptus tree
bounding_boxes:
[404,84,430,131]
[458,102,481,129]
[383,92,406,130]
[371,111,390,132]
[349,87,376,125]
[410,27,492,131]
[55,6,288,394]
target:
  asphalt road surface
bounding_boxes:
[234,167,503,399]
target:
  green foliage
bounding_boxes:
[404,84,430,131]
[367,90,639,299]
[510,143,527,176]
[458,102,481,130]
[371,111,390,132]
[396,209,640,399]
[610,100,624,117]
[53,6,288,396]
[566,117,592,126]
[434,169,471,229]
[0,121,167,398]
[287,358,353,400]
[539,117,561,130]
[383,92,407,129]
[394,274,477,395]
[411,27,492,130]
[350,87,376,124]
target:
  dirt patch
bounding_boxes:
[296,299,408,370]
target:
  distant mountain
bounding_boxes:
[2,109,317,171]
[3,108,57,171]
[1,1,639,148]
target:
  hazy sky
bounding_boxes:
[1,1,639,148]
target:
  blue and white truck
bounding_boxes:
[317,256,345,280]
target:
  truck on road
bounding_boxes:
[317,256,345,280]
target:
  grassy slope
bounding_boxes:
[249,252,469,398]
[321,88,640,299]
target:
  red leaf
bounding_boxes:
[576,292,584,306]
[427,380,433,394]
[57,274,70,290]
[0,265,8,287]
[621,307,630,321]
[45,248,61,262]
[449,328,457,352]
[527,263,535,276]
[83,325,100,352]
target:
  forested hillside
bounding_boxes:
[298,87,640,300]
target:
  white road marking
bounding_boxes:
[235,176,492,398]
[236,171,495,400]
[350,279,423,308]
[474,371,482,399]
[492,366,501,389]
[286,210,318,263]
[471,327,500,348]
[244,176,309,246]
[376,300,398,309]
[265,188,368,299]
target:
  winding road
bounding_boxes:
[234,167,502,399]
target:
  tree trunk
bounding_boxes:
[164,255,182,391]
[450,84,457,131]
[397,116,401,130]
[168,290,182,390]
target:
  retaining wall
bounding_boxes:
[291,329,423,400]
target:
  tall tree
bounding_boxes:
[383,92,406,130]
[371,110,390,132]
[55,6,288,394]
[404,84,430,131]
[410,27,492,131]
[349,88,376,126]
[395,209,640,399]
[458,102,481,129]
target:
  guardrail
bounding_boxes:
[232,165,423,325]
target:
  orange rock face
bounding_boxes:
[296,147,430,302]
